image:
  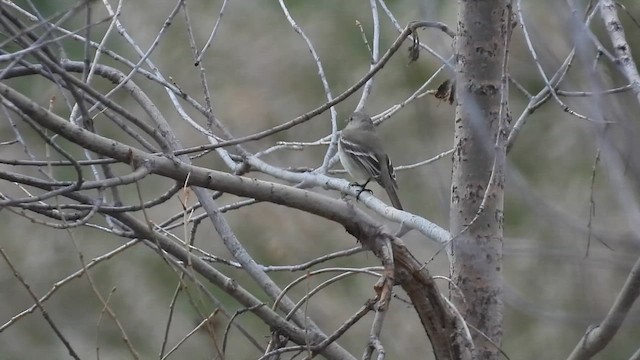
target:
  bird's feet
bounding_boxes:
[349,182,372,201]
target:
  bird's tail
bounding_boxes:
[384,184,403,210]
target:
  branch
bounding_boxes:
[599,0,640,103]
[167,21,450,153]
[0,249,81,359]
[0,61,450,244]
[0,80,463,359]
[567,255,640,359]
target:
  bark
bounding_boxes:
[450,1,509,359]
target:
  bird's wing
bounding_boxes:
[339,136,381,180]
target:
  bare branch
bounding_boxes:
[0,249,81,360]
[567,255,640,359]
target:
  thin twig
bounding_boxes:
[0,248,81,360]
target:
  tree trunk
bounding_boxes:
[450,1,509,359]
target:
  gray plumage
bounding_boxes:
[338,112,402,210]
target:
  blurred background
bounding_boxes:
[1,0,640,359]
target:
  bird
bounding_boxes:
[338,112,403,210]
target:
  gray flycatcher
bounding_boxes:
[338,112,403,210]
